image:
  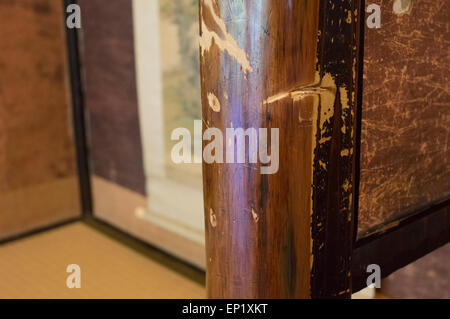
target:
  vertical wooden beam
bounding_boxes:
[199,0,360,298]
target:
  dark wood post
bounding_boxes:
[199,0,361,298]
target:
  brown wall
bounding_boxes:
[0,0,81,239]
[358,0,450,236]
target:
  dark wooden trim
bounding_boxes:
[310,0,362,299]
[352,199,450,292]
[63,0,93,216]
[353,0,366,244]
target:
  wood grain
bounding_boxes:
[0,0,80,239]
[358,0,450,236]
[78,0,146,195]
[200,0,360,298]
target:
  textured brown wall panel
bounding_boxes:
[79,0,146,195]
[0,0,80,239]
[358,0,450,236]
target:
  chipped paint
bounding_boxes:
[340,87,350,110]
[251,208,259,223]
[310,0,359,296]
[346,10,352,24]
[209,208,217,227]
[348,194,353,221]
[199,0,253,74]
[263,87,326,105]
[393,0,413,16]
[318,73,337,136]
[318,136,332,144]
[207,92,221,112]
[341,149,350,157]
[337,288,351,296]
[263,73,336,106]
[308,70,339,282]
[310,71,337,262]
[342,179,351,192]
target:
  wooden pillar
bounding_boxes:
[199,0,361,298]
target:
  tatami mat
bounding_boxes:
[0,222,205,299]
